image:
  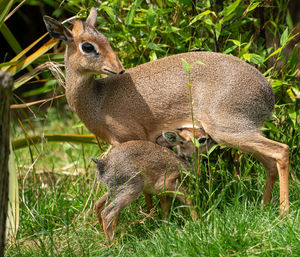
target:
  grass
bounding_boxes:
[5,107,300,257]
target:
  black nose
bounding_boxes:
[119,70,125,74]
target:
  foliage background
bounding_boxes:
[1,0,299,256]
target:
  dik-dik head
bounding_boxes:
[43,8,124,75]
[156,127,214,157]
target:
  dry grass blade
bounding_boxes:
[10,94,65,109]
[0,0,15,29]
[3,0,26,23]
[6,38,59,75]
[17,118,39,153]
[1,33,48,72]
[13,61,65,89]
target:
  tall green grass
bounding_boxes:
[6,108,300,256]
[3,0,300,256]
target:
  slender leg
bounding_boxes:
[160,177,198,219]
[159,195,172,220]
[172,187,198,219]
[144,192,153,213]
[94,193,108,225]
[101,190,141,241]
[233,152,240,177]
[212,132,289,214]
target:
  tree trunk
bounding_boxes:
[0,71,13,256]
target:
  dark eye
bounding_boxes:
[81,42,96,53]
[198,137,207,144]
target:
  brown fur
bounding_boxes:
[43,8,289,213]
[92,140,197,241]
[156,127,215,157]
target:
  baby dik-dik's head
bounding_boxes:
[156,127,214,158]
[43,8,124,75]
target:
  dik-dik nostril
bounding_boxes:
[119,70,125,74]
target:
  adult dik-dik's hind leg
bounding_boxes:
[213,131,289,214]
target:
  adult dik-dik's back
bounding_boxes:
[43,8,289,213]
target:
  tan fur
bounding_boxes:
[43,8,289,213]
[156,127,215,157]
[92,140,197,241]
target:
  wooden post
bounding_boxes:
[0,71,13,256]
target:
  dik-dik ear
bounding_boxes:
[86,7,97,27]
[162,131,184,146]
[43,16,73,42]
[91,158,100,164]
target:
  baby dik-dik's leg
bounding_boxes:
[161,176,197,219]
[158,195,172,220]
[94,193,121,229]
[215,132,289,214]
[144,192,153,213]
[94,193,108,225]
[101,190,141,241]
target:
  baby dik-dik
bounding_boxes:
[92,140,197,241]
[156,127,215,158]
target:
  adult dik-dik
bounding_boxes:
[43,8,289,213]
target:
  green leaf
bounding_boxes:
[125,0,142,25]
[286,11,293,30]
[190,10,212,25]
[215,23,222,40]
[0,0,15,29]
[190,135,200,148]
[248,2,261,12]
[242,53,251,62]
[280,27,289,46]
[229,39,242,47]
[288,109,297,127]
[223,45,238,54]
[149,50,157,61]
[265,47,283,61]
[206,144,218,156]
[220,0,242,17]
[182,58,190,73]
[12,134,98,150]
[145,42,164,52]
[0,23,22,55]
[264,121,282,134]
[102,6,116,23]
[22,80,55,97]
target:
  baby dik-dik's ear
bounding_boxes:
[43,16,73,42]
[162,131,185,146]
[91,158,100,164]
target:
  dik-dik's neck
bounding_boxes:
[64,58,95,112]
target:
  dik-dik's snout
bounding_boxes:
[103,53,125,75]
